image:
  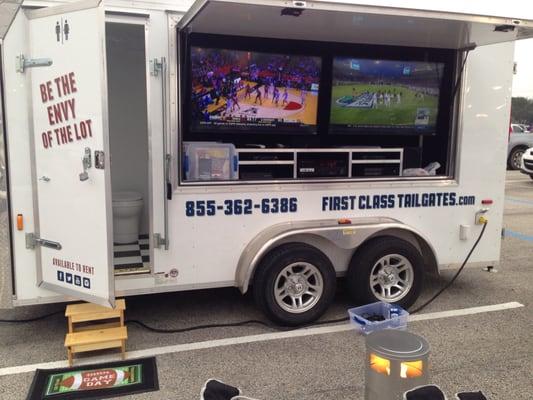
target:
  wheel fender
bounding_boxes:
[236,218,438,294]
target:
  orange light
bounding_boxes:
[370,353,390,376]
[16,214,23,231]
[338,218,352,225]
[400,360,423,378]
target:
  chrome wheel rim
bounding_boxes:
[369,254,413,302]
[274,262,324,314]
[512,150,525,169]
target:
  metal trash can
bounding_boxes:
[365,330,430,400]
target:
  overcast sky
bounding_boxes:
[513,39,533,98]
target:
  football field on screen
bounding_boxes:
[330,84,439,126]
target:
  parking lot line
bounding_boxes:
[407,301,523,321]
[505,196,533,205]
[0,301,523,377]
[504,229,533,242]
[505,179,532,183]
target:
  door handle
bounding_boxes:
[39,176,51,182]
[36,238,62,250]
[79,147,92,181]
[154,56,169,250]
[26,233,62,250]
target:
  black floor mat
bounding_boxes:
[26,357,158,400]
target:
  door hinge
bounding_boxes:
[16,54,53,73]
[95,150,105,169]
[153,233,168,249]
[150,58,164,77]
[26,233,62,250]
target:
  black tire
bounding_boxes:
[253,243,336,326]
[508,147,527,170]
[346,237,424,310]
[529,175,533,180]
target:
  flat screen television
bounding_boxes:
[329,57,445,134]
[189,47,321,134]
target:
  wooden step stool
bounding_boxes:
[64,299,127,366]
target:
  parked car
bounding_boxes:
[520,148,533,179]
[508,128,533,170]
[511,124,528,133]
[511,123,531,133]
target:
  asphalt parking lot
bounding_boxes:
[0,170,532,399]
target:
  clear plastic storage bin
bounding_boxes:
[348,301,409,335]
[183,142,238,181]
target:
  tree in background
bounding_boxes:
[511,97,533,124]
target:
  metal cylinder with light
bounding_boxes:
[365,330,430,400]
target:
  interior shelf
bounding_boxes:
[236,147,403,180]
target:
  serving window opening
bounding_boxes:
[179,32,458,184]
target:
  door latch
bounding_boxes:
[79,147,92,181]
[153,233,168,249]
[150,58,164,76]
[26,233,62,250]
[16,54,53,73]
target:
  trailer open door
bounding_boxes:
[7,0,114,307]
[177,0,533,48]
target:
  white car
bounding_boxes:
[521,148,533,179]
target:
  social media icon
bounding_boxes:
[57,271,64,282]
[74,275,81,286]
[83,278,91,289]
[65,273,73,284]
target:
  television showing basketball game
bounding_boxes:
[329,58,445,134]
[190,47,321,133]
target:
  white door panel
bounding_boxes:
[25,0,114,306]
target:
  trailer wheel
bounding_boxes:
[253,243,336,326]
[346,237,423,309]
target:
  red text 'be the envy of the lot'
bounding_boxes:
[38,72,93,149]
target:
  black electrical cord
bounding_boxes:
[125,222,489,332]
[0,301,347,330]
[0,309,63,323]
[126,319,275,333]
[0,222,487,329]
[126,315,351,333]
[409,221,488,314]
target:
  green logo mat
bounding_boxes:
[45,364,143,395]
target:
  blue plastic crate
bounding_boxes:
[348,301,409,334]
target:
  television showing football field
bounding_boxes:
[330,58,444,133]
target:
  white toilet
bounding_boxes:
[112,191,144,244]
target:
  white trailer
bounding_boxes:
[0,0,531,325]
